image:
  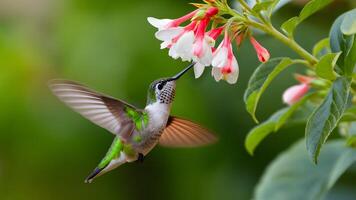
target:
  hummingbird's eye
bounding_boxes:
[157,82,165,90]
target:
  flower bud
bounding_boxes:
[205,7,219,17]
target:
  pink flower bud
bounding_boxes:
[207,27,224,40]
[250,37,270,62]
[235,34,244,47]
[205,7,219,18]
[282,83,309,105]
[294,74,313,84]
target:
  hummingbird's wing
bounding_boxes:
[159,116,217,147]
[49,80,138,139]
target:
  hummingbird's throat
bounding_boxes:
[158,84,175,104]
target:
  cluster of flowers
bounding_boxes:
[148,7,270,84]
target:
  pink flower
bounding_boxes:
[191,18,214,78]
[147,10,198,31]
[211,31,239,84]
[282,74,313,105]
[235,33,244,47]
[150,7,220,79]
[167,21,198,61]
[207,27,224,41]
[282,84,309,105]
[250,37,270,63]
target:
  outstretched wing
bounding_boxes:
[159,116,217,147]
[49,80,137,138]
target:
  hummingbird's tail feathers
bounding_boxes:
[84,152,129,183]
[85,167,105,183]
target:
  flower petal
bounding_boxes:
[197,39,213,65]
[174,31,195,61]
[212,67,223,82]
[168,45,179,59]
[212,46,228,68]
[160,40,171,49]
[155,27,183,41]
[225,57,239,84]
[147,17,172,29]
[193,62,205,78]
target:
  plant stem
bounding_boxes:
[267,26,319,65]
[227,8,318,66]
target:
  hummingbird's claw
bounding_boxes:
[137,153,144,163]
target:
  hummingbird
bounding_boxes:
[49,63,217,183]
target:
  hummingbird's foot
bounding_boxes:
[137,153,144,163]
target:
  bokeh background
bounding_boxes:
[0,0,355,199]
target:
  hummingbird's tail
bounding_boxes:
[85,137,127,183]
[85,168,103,183]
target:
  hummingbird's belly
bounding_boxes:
[129,102,171,155]
[130,128,165,155]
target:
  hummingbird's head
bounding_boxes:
[147,63,194,105]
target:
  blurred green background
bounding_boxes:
[0,0,355,199]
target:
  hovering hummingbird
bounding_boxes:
[49,63,217,183]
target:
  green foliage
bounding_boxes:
[254,139,356,200]
[339,122,356,147]
[315,52,340,80]
[341,9,356,35]
[245,95,311,155]
[281,17,299,38]
[342,106,356,122]
[303,9,356,163]
[244,58,293,123]
[305,77,351,163]
[252,0,275,13]
[330,9,356,76]
[312,38,330,58]
[281,0,332,37]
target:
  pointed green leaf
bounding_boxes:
[341,9,356,35]
[252,0,275,12]
[254,139,356,200]
[306,77,351,163]
[312,38,330,58]
[280,0,332,37]
[341,105,356,122]
[245,94,311,155]
[344,36,356,75]
[299,0,332,21]
[315,52,340,80]
[281,17,299,38]
[244,58,293,123]
[330,9,356,76]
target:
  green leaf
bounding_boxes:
[312,38,330,58]
[245,94,311,155]
[254,139,356,200]
[315,52,340,80]
[341,105,356,122]
[281,17,299,38]
[305,77,351,163]
[252,0,275,12]
[339,122,356,147]
[341,9,356,35]
[280,0,332,37]
[344,36,356,75]
[299,0,332,21]
[330,9,356,76]
[244,58,293,123]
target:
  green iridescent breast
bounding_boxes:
[125,107,149,131]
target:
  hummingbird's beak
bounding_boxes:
[170,62,195,81]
